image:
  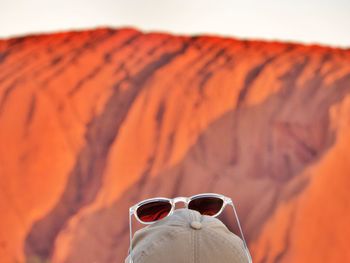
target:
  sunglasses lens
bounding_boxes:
[137,200,172,223]
[188,196,224,216]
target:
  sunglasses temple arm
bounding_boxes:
[128,210,134,263]
[229,201,253,263]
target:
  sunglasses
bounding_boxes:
[128,193,252,262]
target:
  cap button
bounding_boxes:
[190,221,202,230]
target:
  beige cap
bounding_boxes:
[126,208,250,263]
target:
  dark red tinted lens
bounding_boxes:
[136,200,172,223]
[188,196,224,216]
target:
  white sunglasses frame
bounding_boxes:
[128,193,252,263]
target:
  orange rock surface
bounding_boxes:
[0,27,349,263]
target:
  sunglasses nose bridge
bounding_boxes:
[173,197,189,206]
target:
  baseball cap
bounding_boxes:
[125,208,250,263]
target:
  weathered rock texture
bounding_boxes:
[0,28,349,263]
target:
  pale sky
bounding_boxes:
[0,0,349,47]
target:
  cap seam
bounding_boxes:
[189,210,196,263]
